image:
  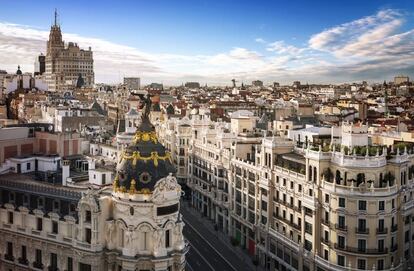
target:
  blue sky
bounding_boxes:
[0,0,413,85]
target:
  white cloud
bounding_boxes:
[255,38,266,43]
[308,9,407,58]
[266,40,305,55]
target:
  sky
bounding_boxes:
[0,0,414,86]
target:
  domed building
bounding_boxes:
[0,96,187,271]
[105,100,188,270]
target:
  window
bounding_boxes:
[357,259,366,270]
[165,229,171,248]
[338,197,345,208]
[358,239,366,252]
[392,199,395,209]
[358,219,366,232]
[37,197,44,208]
[304,240,312,251]
[338,236,345,248]
[37,218,43,231]
[9,192,15,203]
[305,222,312,234]
[19,245,27,264]
[325,194,329,203]
[358,200,367,211]
[377,259,384,270]
[35,249,42,264]
[379,200,385,211]
[53,200,60,211]
[337,255,345,266]
[8,212,13,224]
[52,221,58,234]
[338,215,346,228]
[50,253,58,269]
[378,239,384,252]
[85,228,91,244]
[26,163,31,170]
[7,242,13,257]
[67,257,73,271]
[79,263,92,271]
[378,219,384,232]
[85,210,91,222]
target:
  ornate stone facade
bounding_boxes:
[0,99,187,271]
[45,11,94,92]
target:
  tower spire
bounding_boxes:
[54,8,58,26]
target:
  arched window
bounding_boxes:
[357,173,365,187]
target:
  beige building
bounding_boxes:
[158,111,414,270]
[45,12,94,92]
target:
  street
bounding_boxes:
[181,201,256,271]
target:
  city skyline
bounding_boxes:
[0,0,414,85]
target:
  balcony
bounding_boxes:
[334,244,388,255]
[391,224,398,232]
[321,219,332,228]
[18,257,29,265]
[321,238,331,246]
[391,244,398,252]
[376,228,388,234]
[355,228,369,234]
[33,262,44,269]
[4,254,14,262]
[335,224,347,232]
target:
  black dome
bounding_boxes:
[114,117,176,194]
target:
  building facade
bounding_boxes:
[45,12,94,92]
[157,111,414,271]
[0,112,187,271]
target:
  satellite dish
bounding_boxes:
[48,125,53,132]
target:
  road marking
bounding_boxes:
[183,217,238,271]
[187,240,215,271]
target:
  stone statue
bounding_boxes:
[174,223,184,243]
[137,93,152,120]
[106,222,115,246]
[153,229,163,250]
[125,228,134,248]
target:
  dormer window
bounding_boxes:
[37,198,44,209]
[53,200,60,212]
[9,192,15,204]
[23,195,29,206]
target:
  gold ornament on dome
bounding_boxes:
[120,151,172,167]
[133,131,158,144]
[113,176,119,191]
[129,179,137,194]
[139,188,151,194]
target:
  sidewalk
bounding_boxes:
[181,200,265,271]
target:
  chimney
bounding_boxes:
[89,158,96,170]
[62,160,70,186]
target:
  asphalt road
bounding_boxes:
[181,202,254,271]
